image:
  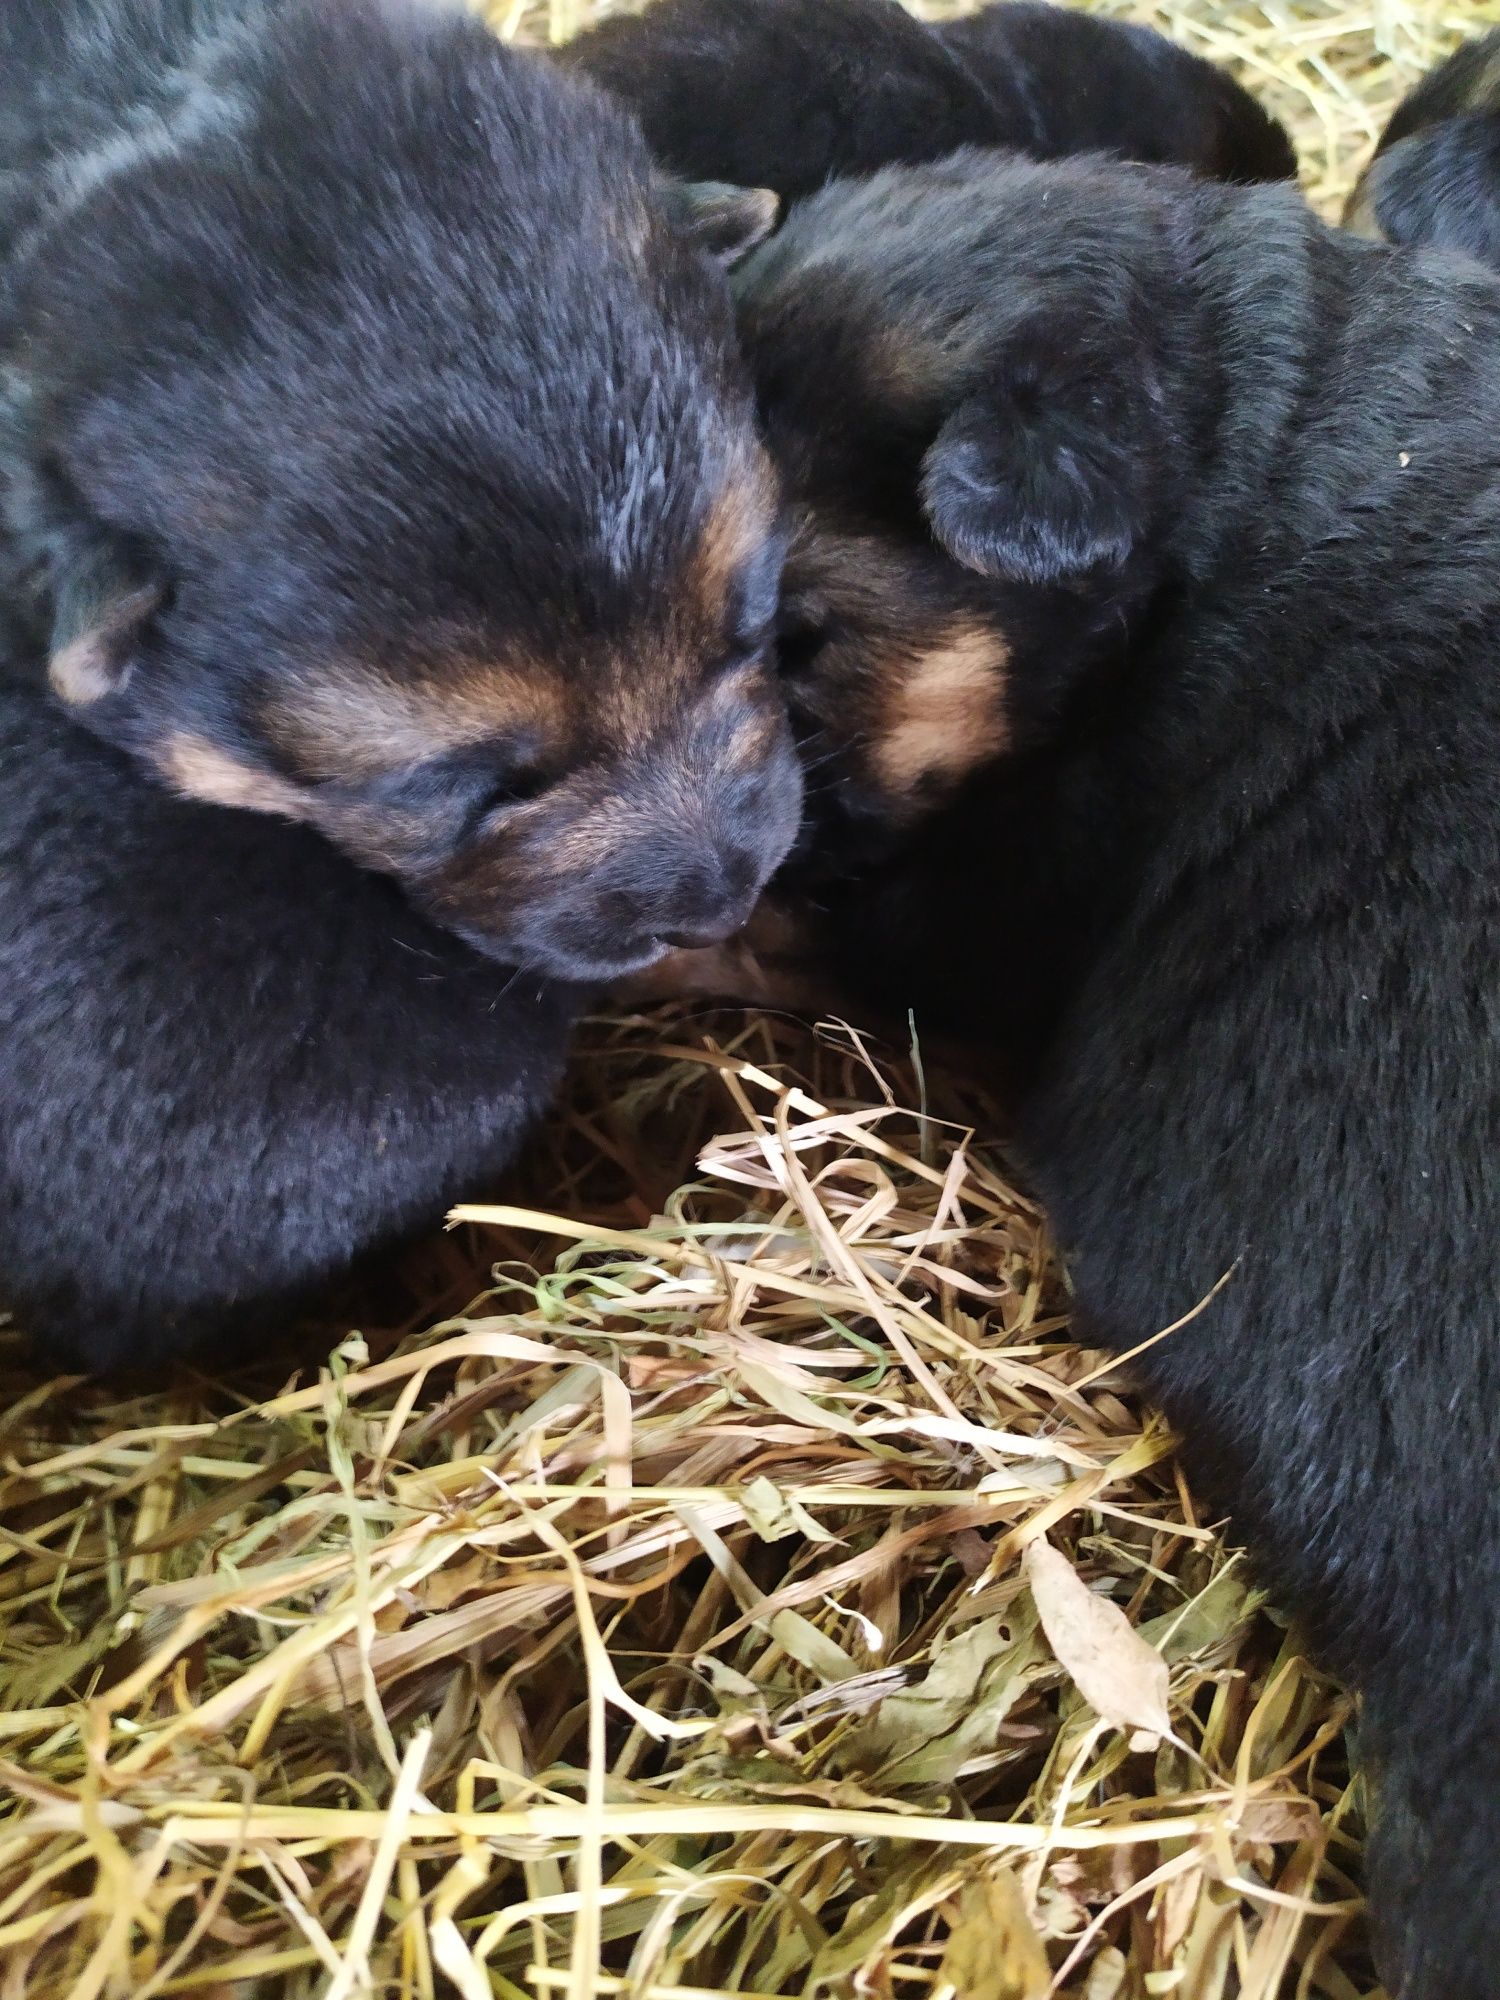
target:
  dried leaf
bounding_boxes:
[741,1474,838,1545]
[938,1866,1050,2000]
[1079,1946,1128,2000]
[1141,1563,1265,1662]
[737,1360,864,1437]
[769,1608,858,1684]
[841,1608,1046,1784]
[808,1857,964,1989]
[1025,1538,1172,1744]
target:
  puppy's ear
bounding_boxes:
[47,525,166,707]
[667,180,780,265]
[1348,121,1500,267]
[920,378,1149,588]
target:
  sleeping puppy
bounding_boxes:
[563,0,1296,203]
[0,0,801,988]
[935,1,1297,184]
[0,0,803,1370]
[658,151,1500,1997]
[0,672,577,1374]
[1345,28,1500,271]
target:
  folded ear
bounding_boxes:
[920,378,1150,588]
[1347,120,1500,267]
[667,179,780,265]
[47,523,166,707]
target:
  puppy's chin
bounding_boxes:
[448,924,683,989]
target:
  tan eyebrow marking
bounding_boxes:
[153,733,311,818]
[264,660,568,783]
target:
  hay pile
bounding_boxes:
[1,5,1486,1996]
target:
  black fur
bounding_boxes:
[731,152,1500,1997]
[935,2,1296,184]
[0,672,577,1373]
[1,0,801,984]
[564,0,1296,203]
[1346,30,1500,272]
[0,0,279,305]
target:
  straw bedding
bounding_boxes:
[3,4,1496,1996]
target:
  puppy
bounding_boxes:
[563,0,1296,202]
[672,152,1500,1997]
[936,1,1297,184]
[1345,29,1500,272]
[0,671,578,1373]
[1,0,801,986]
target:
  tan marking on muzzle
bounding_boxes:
[599,464,782,743]
[872,625,1012,800]
[725,708,782,772]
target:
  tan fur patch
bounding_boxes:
[48,578,164,705]
[725,709,781,773]
[872,625,1012,800]
[1342,174,1383,240]
[49,636,121,707]
[267,662,567,783]
[690,465,779,618]
[542,783,655,874]
[155,733,310,819]
[601,468,780,744]
[863,321,966,410]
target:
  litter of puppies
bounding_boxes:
[5,2,1500,1997]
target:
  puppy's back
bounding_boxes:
[0,0,272,282]
[563,0,996,202]
[564,0,1296,199]
[0,672,575,1372]
[936,3,1297,183]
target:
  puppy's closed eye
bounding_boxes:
[463,760,557,832]
[349,739,560,840]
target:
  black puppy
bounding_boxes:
[1,0,800,986]
[657,153,1500,1996]
[1346,29,1500,272]
[0,673,577,1373]
[563,0,1296,203]
[937,1,1297,184]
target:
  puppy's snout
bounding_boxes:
[428,697,803,984]
[618,848,762,952]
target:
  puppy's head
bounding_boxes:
[1344,30,1500,270]
[13,0,796,981]
[732,153,1197,864]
